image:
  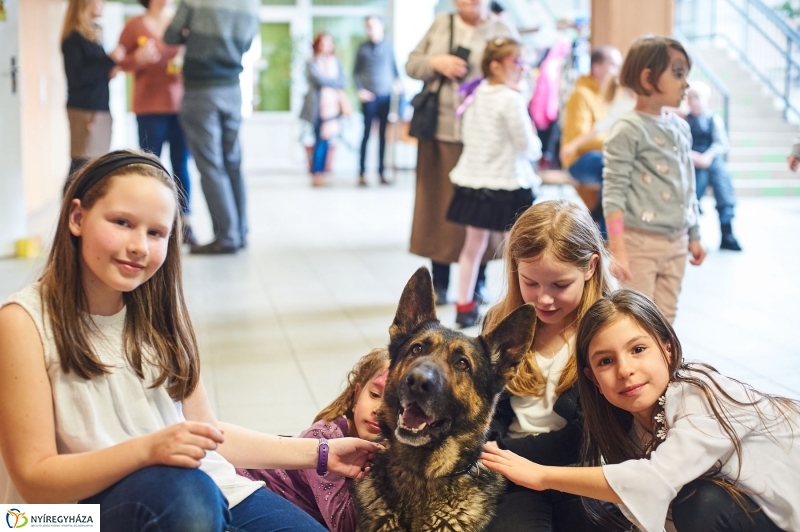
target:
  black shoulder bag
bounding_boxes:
[408,14,454,141]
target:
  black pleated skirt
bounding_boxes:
[446,186,534,232]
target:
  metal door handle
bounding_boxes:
[10,56,17,94]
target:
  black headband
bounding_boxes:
[72,154,172,200]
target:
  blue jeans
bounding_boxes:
[567,151,606,237]
[180,84,247,248]
[359,94,391,176]
[137,114,191,214]
[695,156,736,225]
[312,118,329,174]
[81,466,325,532]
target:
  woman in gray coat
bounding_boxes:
[406,0,519,304]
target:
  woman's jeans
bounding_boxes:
[137,113,191,214]
[81,465,325,532]
[672,479,783,532]
[567,151,606,237]
[312,118,330,174]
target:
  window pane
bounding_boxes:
[257,22,293,111]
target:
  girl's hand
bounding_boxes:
[688,240,706,266]
[609,244,633,282]
[109,44,126,64]
[327,438,383,480]
[145,421,224,469]
[481,442,547,491]
[134,39,161,66]
[788,154,800,171]
[430,54,467,80]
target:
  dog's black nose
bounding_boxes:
[405,362,442,397]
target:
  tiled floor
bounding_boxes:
[2,169,799,436]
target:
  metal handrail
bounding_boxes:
[675,0,800,122]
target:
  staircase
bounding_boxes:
[690,42,800,196]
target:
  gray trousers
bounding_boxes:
[180,84,247,248]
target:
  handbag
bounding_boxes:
[408,14,454,141]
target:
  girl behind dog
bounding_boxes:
[483,199,616,532]
[0,150,379,530]
[239,348,390,532]
[483,289,800,532]
[602,35,706,323]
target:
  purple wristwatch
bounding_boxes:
[316,437,329,476]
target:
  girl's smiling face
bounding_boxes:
[584,316,672,427]
[517,252,597,328]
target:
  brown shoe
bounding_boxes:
[358,175,367,187]
[379,175,391,185]
[190,240,239,255]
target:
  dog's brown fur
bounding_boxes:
[353,267,536,532]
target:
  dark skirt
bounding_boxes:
[447,186,534,232]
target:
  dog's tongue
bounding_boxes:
[402,403,435,429]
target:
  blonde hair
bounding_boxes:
[483,200,614,397]
[61,0,100,42]
[481,37,521,78]
[314,348,390,423]
[619,35,691,96]
[688,79,712,104]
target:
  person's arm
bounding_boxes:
[602,120,637,282]
[561,92,604,160]
[789,139,800,170]
[62,34,116,92]
[182,381,380,478]
[405,15,466,82]
[307,60,346,90]
[482,443,620,502]
[163,1,191,45]
[353,44,365,90]
[502,92,542,161]
[704,114,730,159]
[0,304,223,503]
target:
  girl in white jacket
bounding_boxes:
[447,37,541,328]
[482,289,799,532]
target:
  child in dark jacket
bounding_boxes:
[686,81,742,251]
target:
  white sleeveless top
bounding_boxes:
[0,283,262,505]
[507,336,573,438]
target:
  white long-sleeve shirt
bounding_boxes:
[602,367,800,532]
[450,81,542,191]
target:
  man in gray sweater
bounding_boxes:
[353,16,399,186]
[165,0,259,254]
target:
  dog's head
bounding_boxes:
[382,267,536,447]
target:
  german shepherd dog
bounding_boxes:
[353,267,536,532]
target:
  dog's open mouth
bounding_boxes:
[397,402,447,436]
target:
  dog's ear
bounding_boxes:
[482,303,536,382]
[390,267,438,340]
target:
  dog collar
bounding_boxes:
[444,460,480,479]
[316,438,329,476]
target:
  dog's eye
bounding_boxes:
[411,344,423,355]
[455,358,471,372]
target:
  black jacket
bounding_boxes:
[488,384,583,466]
[62,31,115,111]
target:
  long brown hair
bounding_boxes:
[484,200,615,397]
[576,290,800,522]
[61,0,100,42]
[41,150,199,401]
[314,348,390,423]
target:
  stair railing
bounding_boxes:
[675,0,800,122]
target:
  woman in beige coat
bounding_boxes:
[406,0,519,305]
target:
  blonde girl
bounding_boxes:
[483,199,615,532]
[0,150,379,531]
[239,348,390,532]
[61,0,125,177]
[447,38,541,329]
[483,289,800,532]
[602,35,706,323]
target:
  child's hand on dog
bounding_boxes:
[328,438,384,480]
[481,441,547,491]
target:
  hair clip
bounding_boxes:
[493,38,507,46]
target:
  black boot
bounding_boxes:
[720,223,742,251]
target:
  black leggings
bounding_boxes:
[672,479,784,532]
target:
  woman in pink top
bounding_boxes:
[118,0,194,243]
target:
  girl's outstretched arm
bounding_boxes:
[480,442,621,503]
[0,304,223,503]
[182,380,381,478]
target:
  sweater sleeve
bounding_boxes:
[705,114,730,158]
[405,15,444,82]
[62,33,115,93]
[163,1,191,45]
[562,90,604,161]
[352,44,366,90]
[602,387,737,532]
[307,60,346,89]
[117,19,142,73]
[299,420,358,532]
[602,119,638,217]
[792,139,800,159]
[503,91,542,161]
